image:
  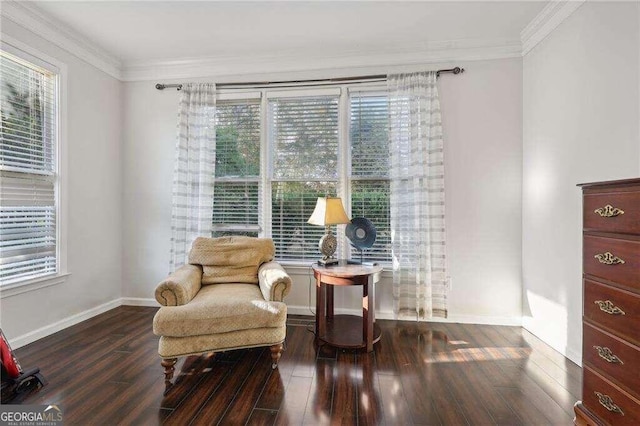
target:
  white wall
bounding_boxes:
[442,59,523,323]
[0,18,123,343]
[122,58,523,325]
[522,1,640,364]
[4,0,639,361]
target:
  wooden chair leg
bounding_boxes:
[161,358,177,383]
[270,344,284,369]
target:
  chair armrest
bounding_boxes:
[258,261,292,302]
[155,264,203,306]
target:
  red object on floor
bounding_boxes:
[0,329,22,378]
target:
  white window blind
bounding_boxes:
[213,100,261,237]
[207,89,394,266]
[0,51,58,285]
[350,94,391,262]
[269,96,339,261]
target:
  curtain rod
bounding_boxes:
[155,67,464,91]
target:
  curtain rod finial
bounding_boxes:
[155,83,165,90]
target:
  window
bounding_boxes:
[0,49,59,286]
[211,87,392,265]
[269,95,340,262]
[350,94,391,262]
[213,99,261,237]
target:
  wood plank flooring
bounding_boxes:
[7,306,580,425]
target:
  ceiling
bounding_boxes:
[31,1,548,66]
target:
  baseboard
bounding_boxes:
[286,305,316,317]
[8,299,522,349]
[522,320,582,366]
[439,314,522,327]
[287,304,522,326]
[287,305,396,320]
[120,297,159,307]
[8,298,122,349]
[565,347,582,367]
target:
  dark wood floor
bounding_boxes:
[8,306,580,425]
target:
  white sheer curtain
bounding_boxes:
[388,71,448,320]
[169,83,216,272]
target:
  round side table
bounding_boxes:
[312,262,383,352]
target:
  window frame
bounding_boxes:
[347,88,392,263]
[214,83,391,267]
[266,88,342,263]
[212,93,262,238]
[0,35,69,298]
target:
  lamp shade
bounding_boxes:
[308,197,350,226]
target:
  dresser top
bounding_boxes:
[578,177,640,189]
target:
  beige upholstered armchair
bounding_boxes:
[152,236,292,384]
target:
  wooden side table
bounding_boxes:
[312,262,383,352]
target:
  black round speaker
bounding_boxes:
[345,217,376,250]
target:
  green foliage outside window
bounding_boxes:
[1,81,46,169]
[215,103,260,177]
[212,102,261,237]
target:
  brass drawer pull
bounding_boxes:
[594,300,625,315]
[593,346,624,364]
[594,252,625,265]
[594,205,625,217]
[595,392,624,415]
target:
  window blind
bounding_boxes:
[212,180,260,237]
[207,90,394,265]
[270,96,339,180]
[350,94,391,262]
[213,100,261,237]
[269,96,339,260]
[215,101,260,178]
[271,181,337,262]
[0,51,57,285]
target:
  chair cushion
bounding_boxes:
[188,236,275,285]
[153,283,286,337]
[158,327,286,358]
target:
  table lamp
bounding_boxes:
[308,197,350,266]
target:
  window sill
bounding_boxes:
[0,273,70,299]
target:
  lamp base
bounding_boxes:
[317,258,339,266]
[317,228,338,266]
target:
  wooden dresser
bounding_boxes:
[575,178,640,425]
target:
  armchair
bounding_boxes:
[152,236,292,384]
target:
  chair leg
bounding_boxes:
[161,358,177,383]
[270,344,284,369]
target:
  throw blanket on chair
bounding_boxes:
[189,236,275,284]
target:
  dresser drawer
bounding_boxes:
[584,235,640,291]
[584,280,640,346]
[584,191,640,234]
[583,366,640,425]
[583,322,640,399]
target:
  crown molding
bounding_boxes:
[122,38,522,82]
[521,0,586,56]
[0,0,122,80]
[1,0,579,82]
